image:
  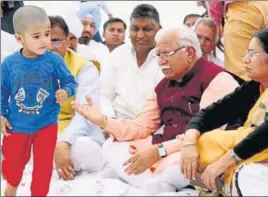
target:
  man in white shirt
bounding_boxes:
[100,4,164,120]
[47,15,105,181]
[80,1,113,43]
[193,17,224,67]
[102,18,126,52]
[77,2,110,71]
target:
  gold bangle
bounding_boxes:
[182,141,197,147]
[229,149,242,164]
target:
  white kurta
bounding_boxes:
[77,40,110,71]
[100,43,164,119]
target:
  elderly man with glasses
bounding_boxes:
[71,27,242,195]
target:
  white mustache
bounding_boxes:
[160,65,171,70]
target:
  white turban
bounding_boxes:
[62,13,83,39]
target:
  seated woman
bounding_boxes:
[71,27,241,195]
[180,28,268,196]
[49,16,105,180]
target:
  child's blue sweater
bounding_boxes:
[1,50,77,133]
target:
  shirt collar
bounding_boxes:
[131,45,156,59]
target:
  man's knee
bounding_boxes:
[237,163,268,196]
[71,137,104,172]
[102,139,130,164]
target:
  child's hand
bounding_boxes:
[1,116,12,137]
[56,89,69,103]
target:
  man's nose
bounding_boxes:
[137,30,145,39]
[158,57,167,65]
[84,24,91,33]
[199,37,205,46]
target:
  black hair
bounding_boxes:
[130,4,160,26]
[103,18,127,31]
[254,28,268,53]
[49,15,69,37]
[183,14,201,24]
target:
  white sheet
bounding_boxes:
[1,162,197,196]
[0,163,143,196]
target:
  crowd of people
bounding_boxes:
[1,0,268,196]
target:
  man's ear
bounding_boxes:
[102,30,106,39]
[186,47,196,63]
[14,33,24,44]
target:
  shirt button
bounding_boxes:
[177,112,182,116]
[170,100,174,103]
[172,124,178,128]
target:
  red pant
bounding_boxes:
[2,124,57,196]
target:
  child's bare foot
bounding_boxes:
[4,183,18,196]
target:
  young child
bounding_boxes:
[1,5,77,196]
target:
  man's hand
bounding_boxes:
[56,89,69,103]
[1,116,11,137]
[71,95,107,128]
[54,142,75,180]
[123,145,160,175]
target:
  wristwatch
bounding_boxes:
[157,143,167,158]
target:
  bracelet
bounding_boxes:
[182,141,197,147]
[100,115,108,129]
[229,149,242,164]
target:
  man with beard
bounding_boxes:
[193,17,224,67]
[77,2,109,71]
[63,12,101,71]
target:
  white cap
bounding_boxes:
[62,12,83,39]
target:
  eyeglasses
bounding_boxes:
[244,49,267,58]
[51,38,66,46]
[155,45,186,60]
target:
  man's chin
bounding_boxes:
[79,37,91,45]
